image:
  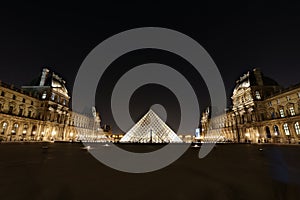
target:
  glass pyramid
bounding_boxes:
[120,109,183,143]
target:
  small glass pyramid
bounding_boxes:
[120,109,183,143]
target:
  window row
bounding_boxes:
[0,122,37,136]
[266,122,300,137]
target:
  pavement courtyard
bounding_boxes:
[0,143,299,200]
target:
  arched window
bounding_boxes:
[274,125,280,136]
[265,127,271,138]
[1,122,8,135]
[23,124,28,135]
[283,123,290,136]
[31,125,37,136]
[11,123,19,135]
[8,106,14,114]
[295,122,300,135]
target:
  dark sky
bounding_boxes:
[1,1,300,133]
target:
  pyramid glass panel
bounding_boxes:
[120,109,183,143]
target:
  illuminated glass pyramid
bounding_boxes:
[120,109,183,143]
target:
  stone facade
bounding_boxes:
[0,68,107,142]
[201,68,300,144]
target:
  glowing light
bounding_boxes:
[51,131,56,136]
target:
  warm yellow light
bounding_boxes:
[51,131,56,136]
[70,132,73,137]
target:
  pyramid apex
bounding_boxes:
[148,108,154,112]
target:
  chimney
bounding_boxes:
[39,68,49,86]
[253,68,263,86]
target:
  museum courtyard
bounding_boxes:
[0,142,299,200]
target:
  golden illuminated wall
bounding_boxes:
[0,77,106,142]
[201,69,300,144]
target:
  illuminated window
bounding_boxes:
[279,109,285,117]
[277,99,280,104]
[42,91,47,99]
[289,107,296,116]
[1,122,7,135]
[23,124,28,135]
[11,123,19,135]
[298,92,300,98]
[255,91,261,100]
[274,125,280,136]
[283,123,290,135]
[295,122,300,135]
[287,96,290,101]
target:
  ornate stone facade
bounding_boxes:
[201,68,300,144]
[0,68,107,142]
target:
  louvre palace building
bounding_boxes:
[201,68,300,144]
[0,68,108,142]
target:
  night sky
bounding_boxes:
[1,1,300,133]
